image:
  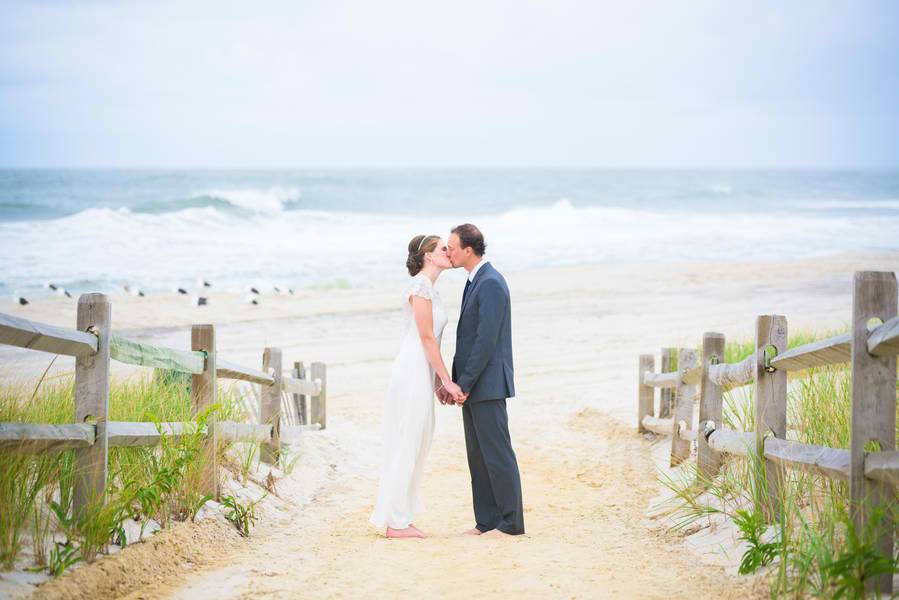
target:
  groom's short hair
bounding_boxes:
[451,223,486,257]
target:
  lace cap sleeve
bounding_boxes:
[407,275,434,302]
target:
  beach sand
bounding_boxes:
[5,251,899,599]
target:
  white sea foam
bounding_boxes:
[1,201,897,296]
[194,186,301,213]
[706,184,733,195]
[793,200,899,211]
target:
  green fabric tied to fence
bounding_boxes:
[110,335,205,374]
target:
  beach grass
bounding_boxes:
[659,329,899,596]
[0,372,248,572]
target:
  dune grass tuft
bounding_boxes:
[659,329,899,596]
[0,372,249,572]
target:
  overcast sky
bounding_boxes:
[1,1,897,168]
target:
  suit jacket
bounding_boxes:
[452,262,515,403]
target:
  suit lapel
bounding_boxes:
[460,262,491,315]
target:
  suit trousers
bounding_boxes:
[462,398,525,535]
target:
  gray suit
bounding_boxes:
[452,262,524,535]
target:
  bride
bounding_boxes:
[369,234,464,539]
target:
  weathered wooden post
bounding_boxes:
[293,361,307,426]
[191,324,218,499]
[658,347,675,418]
[697,332,725,479]
[753,315,787,522]
[850,271,897,596]
[74,294,111,518]
[311,361,327,429]
[670,347,697,466]
[637,354,654,433]
[261,347,283,464]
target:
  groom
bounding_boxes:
[439,223,524,537]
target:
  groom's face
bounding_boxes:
[447,233,467,268]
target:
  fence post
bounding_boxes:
[73,294,111,518]
[659,347,674,418]
[261,347,283,464]
[637,354,654,433]
[293,361,307,426]
[697,332,725,479]
[191,324,218,500]
[311,362,327,430]
[850,271,897,596]
[670,347,697,466]
[753,314,787,522]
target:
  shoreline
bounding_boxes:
[5,250,897,331]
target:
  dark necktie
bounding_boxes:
[462,278,472,306]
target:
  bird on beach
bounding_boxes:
[46,283,72,298]
[16,296,29,306]
[245,294,259,305]
[192,296,208,307]
[197,278,212,288]
[175,287,189,295]
[123,284,145,297]
[273,284,296,295]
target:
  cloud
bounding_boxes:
[1,0,897,167]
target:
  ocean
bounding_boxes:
[2,168,898,299]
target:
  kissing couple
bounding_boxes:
[369,223,525,539]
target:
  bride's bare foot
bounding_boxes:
[462,527,482,536]
[481,528,512,538]
[386,526,426,539]
[408,524,429,537]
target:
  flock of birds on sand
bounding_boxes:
[14,279,296,308]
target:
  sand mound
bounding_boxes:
[31,517,242,600]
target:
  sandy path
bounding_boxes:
[153,409,763,600]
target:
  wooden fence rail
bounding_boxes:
[0,293,328,517]
[636,271,899,596]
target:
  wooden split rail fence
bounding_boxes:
[636,271,899,595]
[0,293,327,516]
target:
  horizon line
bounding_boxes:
[2,165,898,171]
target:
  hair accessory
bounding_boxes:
[416,235,430,253]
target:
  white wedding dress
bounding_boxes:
[369,274,448,530]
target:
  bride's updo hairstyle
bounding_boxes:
[406,234,439,276]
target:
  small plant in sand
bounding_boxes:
[30,501,54,567]
[220,493,264,537]
[280,447,301,477]
[238,441,261,486]
[733,508,781,575]
[123,412,213,534]
[50,492,130,563]
[817,508,898,598]
[39,540,81,577]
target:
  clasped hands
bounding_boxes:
[437,378,468,406]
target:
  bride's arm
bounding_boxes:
[411,296,461,398]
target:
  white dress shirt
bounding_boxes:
[467,260,489,282]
